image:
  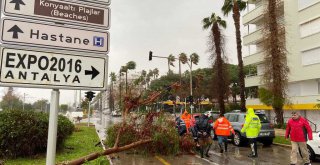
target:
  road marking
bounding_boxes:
[194,155,219,165]
[155,155,171,165]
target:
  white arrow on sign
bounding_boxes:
[2,0,110,29]
[1,19,109,53]
[0,47,107,90]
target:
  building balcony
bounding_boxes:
[246,95,320,110]
[244,51,264,65]
[298,1,320,23]
[300,32,320,52]
[245,75,261,87]
[243,4,264,25]
[243,29,263,46]
[246,98,261,106]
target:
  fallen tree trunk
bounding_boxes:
[59,139,152,165]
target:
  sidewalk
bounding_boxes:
[275,128,286,137]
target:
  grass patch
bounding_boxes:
[4,124,109,165]
[274,136,291,145]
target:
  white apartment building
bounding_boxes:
[243,0,320,130]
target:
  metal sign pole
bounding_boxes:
[88,101,91,127]
[46,89,60,165]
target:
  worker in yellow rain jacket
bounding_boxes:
[241,108,261,158]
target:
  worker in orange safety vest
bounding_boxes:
[181,110,191,132]
[213,113,235,153]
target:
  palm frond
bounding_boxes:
[221,0,233,16]
[219,20,227,29]
[238,0,247,11]
[202,17,211,29]
[190,53,199,65]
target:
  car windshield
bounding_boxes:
[257,114,269,123]
[243,114,269,123]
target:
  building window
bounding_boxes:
[245,86,258,99]
[298,0,320,10]
[245,65,258,77]
[300,17,320,37]
[301,47,320,66]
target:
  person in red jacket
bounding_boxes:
[285,111,313,165]
[213,114,235,153]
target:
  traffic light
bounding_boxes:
[85,91,96,101]
[189,96,193,104]
[186,95,193,104]
[149,51,153,61]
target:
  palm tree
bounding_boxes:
[261,0,288,125]
[140,70,147,89]
[168,54,176,74]
[178,53,199,113]
[203,13,228,114]
[109,72,116,112]
[222,0,247,112]
[122,61,137,94]
[147,70,154,84]
[179,53,199,95]
[153,68,159,79]
[119,68,125,110]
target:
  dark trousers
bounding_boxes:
[248,138,258,156]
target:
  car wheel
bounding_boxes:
[233,131,244,146]
[307,145,316,161]
[262,138,273,146]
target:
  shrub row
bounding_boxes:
[0,110,74,158]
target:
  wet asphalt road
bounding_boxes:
[111,141,320,165]
[205,141,320,165]
[99,114,320,165]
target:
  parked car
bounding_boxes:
[306,132,320,161]
[224,110,275,146]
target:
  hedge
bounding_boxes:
[0,110,74,158]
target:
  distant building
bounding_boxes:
[243,0,320,130]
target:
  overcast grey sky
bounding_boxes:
[0,0,239,105]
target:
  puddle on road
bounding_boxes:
[111,151,213,165]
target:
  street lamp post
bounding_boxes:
[23,93,26,111]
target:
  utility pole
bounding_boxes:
[79,90,82,109]
[46,89,60,165]
[87,100,91,127]
[85,91,96,127]
[23,93,26,111]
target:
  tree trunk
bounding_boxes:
[269,0,284,125]
[233,0,246,112]
[212,24,226,114]
[119,74,122,110]
[274,108,284,125]
[62,139,152,165]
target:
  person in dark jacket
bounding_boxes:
[176,117,187,136]
[285,111,313,165]
[194,114,212,158]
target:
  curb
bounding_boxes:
[273,143,291,148]
[94,123,114,165]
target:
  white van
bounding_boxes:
[307,132,320,160]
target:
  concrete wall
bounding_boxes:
[266,110,319,132]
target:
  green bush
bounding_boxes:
[0,110,74,158]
